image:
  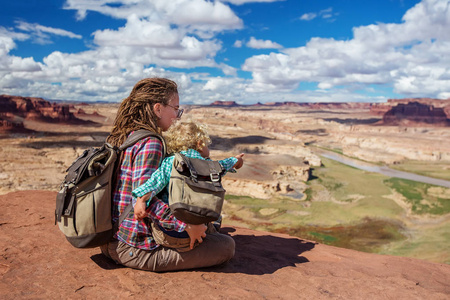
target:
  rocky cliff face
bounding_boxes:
[210,100,241,107]
[370,98,450,124]
[0,95,84,132]
[382,101,449,126]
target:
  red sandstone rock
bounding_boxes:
[372,98,450,117]
[77,108,86,115]
[1,190,449,299]
[0,118,26,132]
[382,101,449,126]
[210,100,241,107]
[0,94,87,125]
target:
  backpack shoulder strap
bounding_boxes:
[119,129,166,158]
[113,130,166,231]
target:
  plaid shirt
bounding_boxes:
[132,148,238,202]
[112,135,186,250]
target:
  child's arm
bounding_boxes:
[218,153,244,173]
[132,156,175,219]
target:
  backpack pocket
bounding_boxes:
[57,167,114,248]
[169,176,225,224]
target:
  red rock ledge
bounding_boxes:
[0,191,449,299]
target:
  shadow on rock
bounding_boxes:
[90,227,315,274]
[210,135,273,151]
[90,253,125,270]
[206,227,315,275]
[323,117,380,125]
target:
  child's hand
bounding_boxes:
[134,197,148,220]
[233,153,245,169]
[185,224,207,249]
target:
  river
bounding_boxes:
[316,150,450,189]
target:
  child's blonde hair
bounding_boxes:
[164,120,212,154]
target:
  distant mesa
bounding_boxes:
[381,101,450,126]
[370,98,450,127]
[0,94,90,133]
[371,97,450,115]
[210,100,241,107]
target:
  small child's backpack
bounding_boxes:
[168,153,226,225]
[55,130,165,248]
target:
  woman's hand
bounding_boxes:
[134,197,148,220]
[233,153,245,169]
[185,224,207,249]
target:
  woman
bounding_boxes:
[100,78,235,271]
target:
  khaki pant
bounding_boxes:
[100,232,235,272]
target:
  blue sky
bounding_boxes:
[0,0,449,104]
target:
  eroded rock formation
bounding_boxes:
[382,101,449,126]
[0,94,80,124]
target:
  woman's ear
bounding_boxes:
[153,103,162,119]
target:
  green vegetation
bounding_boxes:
[379,221,450,264]
[384,178,450,215]
[278,218,406,253]
[223,156,450,263]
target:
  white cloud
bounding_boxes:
[219,63,238,76]
[0,29,42,74]
[300,7,338,22]
[14,21,82,45]
[246,37,282,49]
[243,0,450,99]
[300,13,316,21]
[64,0,243,38]
[93,15,182,48]
[233,40,243,48]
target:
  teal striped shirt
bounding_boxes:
[132,148,237,204]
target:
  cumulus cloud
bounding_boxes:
[0,29,42,73]
[246,37,283,49]
[244,0,450,99]
[64,0,243,37]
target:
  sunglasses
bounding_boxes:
[166,104,184,118]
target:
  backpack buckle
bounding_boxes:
[210,173,220,182]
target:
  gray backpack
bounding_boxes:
[168,153,226,224]
[55,130,165,248]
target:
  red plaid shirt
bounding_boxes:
[112,135,186,250]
